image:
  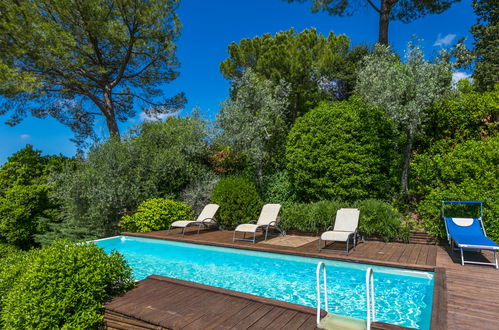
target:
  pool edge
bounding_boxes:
[121,231,436,272]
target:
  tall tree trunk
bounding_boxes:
[401,127,414,198]
[378,0,393,45]
[256,164,264,189]
[103,88,120,137]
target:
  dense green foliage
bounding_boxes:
[0,0,184,140]
[217,70,290,182]
[353,199,409,242]
[210,177,263,229]
[0,241,134,329]
[420,84,498,151]
[0,145,65,248]
[120,198,193,232]
[262,171,296,209]
[0,242,17,258]
[281,199,407,241]
[40,117,209,243]
[356,43,452,196]
[471,0,499,91]
[286,99,399,202]
[220,28,367,123]
[281,200,345,233]
[413,137,499,240]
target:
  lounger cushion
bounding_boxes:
[235,224,259,233]
[321,231,354,242]
[446,217,499,249]
[171,220,199,228]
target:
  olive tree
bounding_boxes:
[356,42,452,197]
[217,70,290,186]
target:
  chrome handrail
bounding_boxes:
[316,262,328,325]
[366,267,376,329]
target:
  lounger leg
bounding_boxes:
[494,251,498,269]
[197,224,201,235]
[346,239,349,254]
[318,239,321,251]
[264,226,269,241]
[253,232,256,244]
[182,227,186,236]
[233,231,236,242]
[460,248,464,266]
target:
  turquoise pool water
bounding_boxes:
[95,236,433,329]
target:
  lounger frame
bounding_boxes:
[168,217,217,236]
[318,228,363,254]
[443,201,499,269]
[232,220,285,243]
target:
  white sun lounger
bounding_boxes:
[318,208,361,254]
[233,204,283,243]
[168,204,219,235]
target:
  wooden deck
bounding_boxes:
[104,229,499,329]
[436,246,499,330]
[105,275,409,330]
[105,275,325,330]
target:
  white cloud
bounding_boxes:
[433,33,457,47]
[139,111,178,122]
[20,134,30,140]
[452,71,472,86]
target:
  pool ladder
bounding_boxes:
[366,267,376,329]
[315,263,376,329]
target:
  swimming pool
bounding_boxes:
[95,235,433,329]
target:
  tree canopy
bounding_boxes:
[471,0,498,91]
[356,43,451,197]
[284,0,460,44]
[217,70,290,184]
[0,0,184,144]
[220,28,367,124]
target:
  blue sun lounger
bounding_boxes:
[443,201,498,269]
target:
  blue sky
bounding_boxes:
[0,0,477,164]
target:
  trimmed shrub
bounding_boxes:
[281,200,345,233]
[286,99,399,202]
[262,170,296,209]
[413,137,499,241]
[0,241,134,329]
[354,199,408,242]
[0,250,30,326]
[0,242,18,259]
[211,176,263,229]
[120,198,193,232]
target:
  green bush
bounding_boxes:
[281,199,407,241]
[0,184,52,249]
[353,199,408,242]
[281,200,345,233]
[0,242,18,258]
[0,145,66,248]
[211,176,263,229]
[0,250,30,326]
[413,137,499,241]
[262,170,296,208]
[0,241,134,329]
[120,198,193,232]
[286,99,399,202]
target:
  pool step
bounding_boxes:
[318,313,366,330]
